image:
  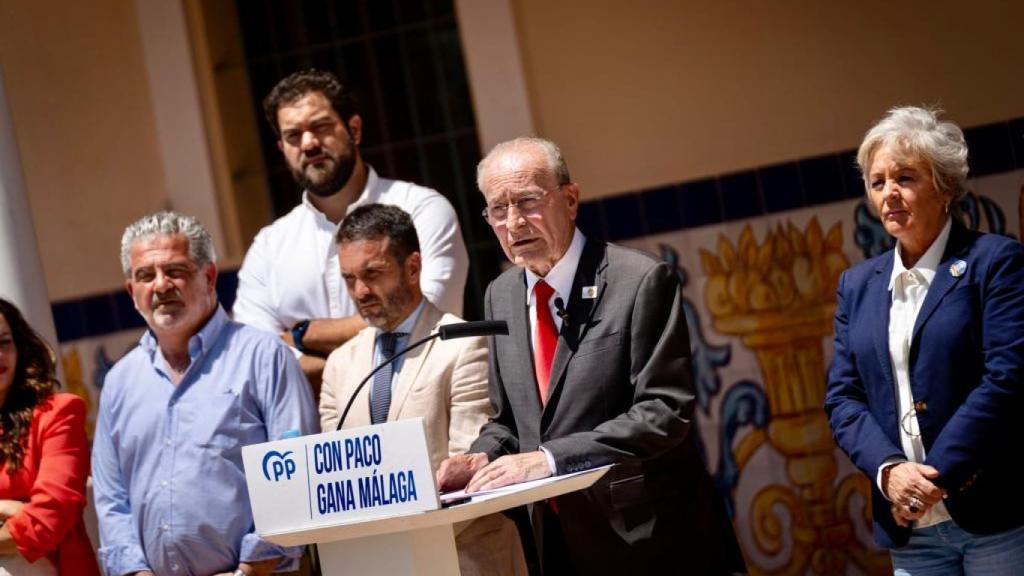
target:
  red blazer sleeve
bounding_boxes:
[6,394,90,562]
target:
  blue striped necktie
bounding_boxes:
[370,332,405,424]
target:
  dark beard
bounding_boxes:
[292,151,357,198]
[361,277,418,330]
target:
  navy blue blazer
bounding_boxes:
[825,221,1024,548]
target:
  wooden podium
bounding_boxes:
[242,419,608,575]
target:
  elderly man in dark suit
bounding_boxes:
[437,137,744,575]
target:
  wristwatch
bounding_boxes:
[291,319,312,353]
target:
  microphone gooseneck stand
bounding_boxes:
[334,320,508,431]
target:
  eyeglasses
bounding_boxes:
[481,184,565,226]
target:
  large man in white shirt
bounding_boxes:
[233,69,469,389]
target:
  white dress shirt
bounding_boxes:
[233,167,469,341]
[880,217,952,528]
[523,229,586,473]
[524,229,586,338]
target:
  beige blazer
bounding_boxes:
[320,301,526,576]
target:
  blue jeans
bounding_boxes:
[891,520,1024,575]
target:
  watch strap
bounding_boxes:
[292,319,312,353]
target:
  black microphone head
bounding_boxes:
[438,320,509,340]
[553,297,570,325]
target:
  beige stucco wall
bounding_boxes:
[0,0,167,300]
[4,0,1023,299]
[512,0,1024,199]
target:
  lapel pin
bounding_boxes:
[582,286,598,299]
[949,259,967,278]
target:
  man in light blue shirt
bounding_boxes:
[92,211,319,576]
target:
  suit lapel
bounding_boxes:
[911,223,969,344]
[871,257,897,400]
[544,241,607,417]
[507,270,543,408]
[343,329,376,429]
[389,303,441,421]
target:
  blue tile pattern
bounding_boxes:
[50,116,1024,343]
[799,154,845,205]
[759,162,804,213]
[603,194,645,241]
[966,123,1015,177]
[575,199,607,241]
[679,178,723,229]
[640,185,684,235]
[1009,119,1024,169]
[720,171,763,221]
[52,269,240,344]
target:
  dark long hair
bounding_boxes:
[0,299,58,471]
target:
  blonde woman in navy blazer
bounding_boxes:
[825,107,1024,574]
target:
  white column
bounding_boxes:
[134,0,227,256]
[0,65,60,351]
[456,0,536,151]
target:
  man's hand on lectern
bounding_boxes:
[436,452,489,492]
[465,451,551,493]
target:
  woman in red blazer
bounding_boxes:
[0,298,99,575]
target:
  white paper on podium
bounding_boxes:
[439,465,613,505]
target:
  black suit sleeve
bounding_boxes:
[543,262,696,471]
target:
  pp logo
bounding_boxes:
[262,450,296,482]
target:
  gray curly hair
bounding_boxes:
[120,211,216,277]
[856,106,969,205]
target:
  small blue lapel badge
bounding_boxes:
[949,259,967,278]
[582,286,598,299]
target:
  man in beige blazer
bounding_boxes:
[319,204,526,576]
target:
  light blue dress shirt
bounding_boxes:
[369,299,425,401]
[92,306,319,576]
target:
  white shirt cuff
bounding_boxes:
[539,446,557,475]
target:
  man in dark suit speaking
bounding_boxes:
[436,137,744,575]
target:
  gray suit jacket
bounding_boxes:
[471,240,744,575]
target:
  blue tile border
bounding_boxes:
[603,194,645,241]
[966,123,1015,178]
[575,200,607,240]
[640,185,684,235]
[720,171,763,221]
[799,154,846,206]
[49,115,1024,343]
[51,300,87,343]
[52,269,240,343]
[1009,118,1024,169]
[760,162,804,213]
[838,150,865,200]
[679,178,723,229]
[576,115,1024,244]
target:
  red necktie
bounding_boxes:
[533,280,557,405]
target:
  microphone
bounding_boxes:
[554,297,570,327]
[438,320,508,340]
[335,320,509,430]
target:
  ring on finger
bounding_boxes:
[908,497,922,514]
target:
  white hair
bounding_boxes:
[476,137,572,191]
[856,106,969,203]
[120,211,216,277]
